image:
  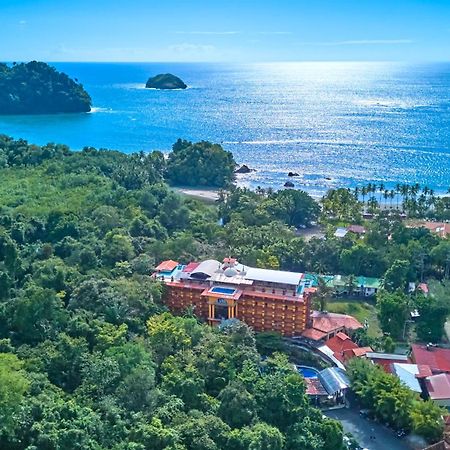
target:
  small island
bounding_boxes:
[145,73,187,90]
[0,61,92,115]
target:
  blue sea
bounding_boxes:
[1,62,449,196]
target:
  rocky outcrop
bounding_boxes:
[145,73,187,89]
[235,164,255,174]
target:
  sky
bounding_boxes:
[1,0,450,62]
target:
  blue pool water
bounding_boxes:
[1,62,450,196]
[210,286,237,295]
[298,366,319,378]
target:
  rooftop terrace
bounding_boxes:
[154,258,307,301]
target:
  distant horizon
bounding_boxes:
[3,0,450,63]
[5,60,450,64]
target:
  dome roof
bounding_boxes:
[224,267,238,277]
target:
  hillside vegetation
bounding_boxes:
[0,134,346,450]
[0,61,91,114]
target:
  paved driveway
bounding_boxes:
[325,408,411,450]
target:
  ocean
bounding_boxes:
[0,61,449,196]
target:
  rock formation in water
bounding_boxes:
[145,73,187,90]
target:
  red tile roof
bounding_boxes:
[326,333,357,352]
[223,257,237,264]
[411,344,450,374]
[302,328,327,341]
[426,373,450,400]
[366,353,410,373]
[351,347,373,358]
[155,260,179,272]
[311,311,363,334]
[347,224,366,234]
[409,222,450,238]
[417,364,433,378]
[183,262,200,273]
[325,333,371,363]
[418,283,429,294]
[305,377,328,396]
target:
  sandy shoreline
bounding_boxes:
[174,187,220,202]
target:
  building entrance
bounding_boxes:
[214,300,229,320]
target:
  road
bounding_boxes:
[325,408,412,450]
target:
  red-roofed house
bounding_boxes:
[324,332,372,363]
[155,260,179,272]
[425,373,450,407]
[418,283,429,296]
[408,221,450,239]
[325,332,358,362]
[411,344,450,374]
[347,224,366,235]
[302,328,327,341]
[310,311,363,340]
[302,312,363,342]
[365,352,410,373]
[182,262,200,273]
[351,347,373,358]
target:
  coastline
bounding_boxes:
[173,187,220,202]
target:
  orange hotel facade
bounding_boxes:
[154,258,313,337]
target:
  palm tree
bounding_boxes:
[395,183,402,210]
[255,186,265,196]
[313,261,326,275]
[346,274,357,297]
[361,186,368,206]
[378,183,385,204]
[427,189,436,214]
[389,190,395,209]
[418,194,427,217]
[314,276,334,312]
[383,189,390,209]
[367,196,379,213]
[400,184,410,211]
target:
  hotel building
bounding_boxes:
[154,258,313,336]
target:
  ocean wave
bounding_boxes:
[223,138,449,157]
[114,83,192,90]
[88,107,113,114]
[223,138,375,146]
[354,99,431,109]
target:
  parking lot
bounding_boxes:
[325,408,412,450]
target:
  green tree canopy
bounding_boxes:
[166,139,236,188]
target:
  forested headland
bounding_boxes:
[0,61,91,114]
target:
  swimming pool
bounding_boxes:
[298,366,319,378]
[158,265,185,279]
[210,286,237,295]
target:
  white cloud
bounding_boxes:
[173,31,293,36]
[298,39,414,46]
[255,31,293,35]
[174,31,240,35]
[168,43,216,53]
